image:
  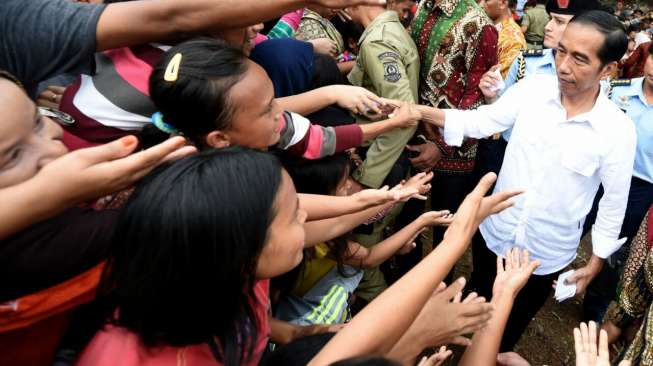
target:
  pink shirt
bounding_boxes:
[76,280,270,366]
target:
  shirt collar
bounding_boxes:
[633,78,649,107]
[359,11,400,45]
[550,80,613,134]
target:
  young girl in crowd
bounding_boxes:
[0,71,196,365]
[76,148,305,365]
[148,37,419,159]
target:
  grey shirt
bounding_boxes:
[0,0,106,97]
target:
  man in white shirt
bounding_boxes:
[417,10,635,350]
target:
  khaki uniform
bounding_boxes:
[347,10,420,189]
[346,11,420,302]
[522,4,549,49]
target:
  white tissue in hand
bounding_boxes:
[554,270,576,302]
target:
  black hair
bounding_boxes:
[273,153,357,296]
[0,70,23,89]
[149,38,250,145]
[99,147,283,365]
[569,10,628,65]
[649,43,653,56]
[282,153,351,196]
[329,356,402,366]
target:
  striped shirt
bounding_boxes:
[59,44,169,145]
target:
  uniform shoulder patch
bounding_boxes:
[378,51,400,61]
[383,61,401,82]
[610,79,632,87]
[522,49,543,57]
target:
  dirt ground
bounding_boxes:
[445,235,595,365]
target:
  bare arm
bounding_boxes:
[299,171,432,221]
[309,174,522,365]
[0,136,195,239]
[459,249,539,366]
[96,0,386,51]
[277,85,383,116]
[303,201,395,247]
[344,211,452,268]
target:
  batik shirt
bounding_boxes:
[410,0,498,174]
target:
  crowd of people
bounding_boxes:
[0,0,651,365]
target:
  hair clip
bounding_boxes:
[164,53,183,82]
[151,112,179,134]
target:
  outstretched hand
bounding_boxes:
[492,248,540,299]
[38,135,197,206]
[444,173,522,242]
[574,321,631,366]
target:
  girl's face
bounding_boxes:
[0,80,68,188]
[207,61,283,150]
[256,170,307,279]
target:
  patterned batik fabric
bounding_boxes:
[605,209,653,365]
[497,17,526,78]
[295,9,345,56]
[410,0,498,174]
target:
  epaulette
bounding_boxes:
[610,79,632,87]
[522,49,544,57]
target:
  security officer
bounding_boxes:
[346,6,419,191]
[583,48,653,322]
[344,4,420,304]
[475,0,601,177]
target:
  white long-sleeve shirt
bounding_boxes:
[444,74,637,275]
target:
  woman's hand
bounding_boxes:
[492,248,540,299]
[403,278,493,350]
[419,210,455,227]
[38,135,197,207]
[398,171,434,200]
[36,85,66,110]
[326,85,384,115]
[417,346,453,366]
[444,173,523,243]
[574,321,631,366]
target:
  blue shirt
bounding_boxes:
[611,78,653,184]
[502,48,557,140]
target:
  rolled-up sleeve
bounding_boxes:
[592,118,637,258]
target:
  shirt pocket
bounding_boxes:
[561,151,599,177]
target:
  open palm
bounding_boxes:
[492,248,540,298]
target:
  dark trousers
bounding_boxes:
[393,173,474,280]
[469,231,560,351]
[582,177,653,322]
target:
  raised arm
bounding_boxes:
[459,248,539,366]
[96,0,387,51]
[343,210,453,268]
[277,85,384,116]
[299,172,432,221]
[0,136,195,240]
[308,173,523,365]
